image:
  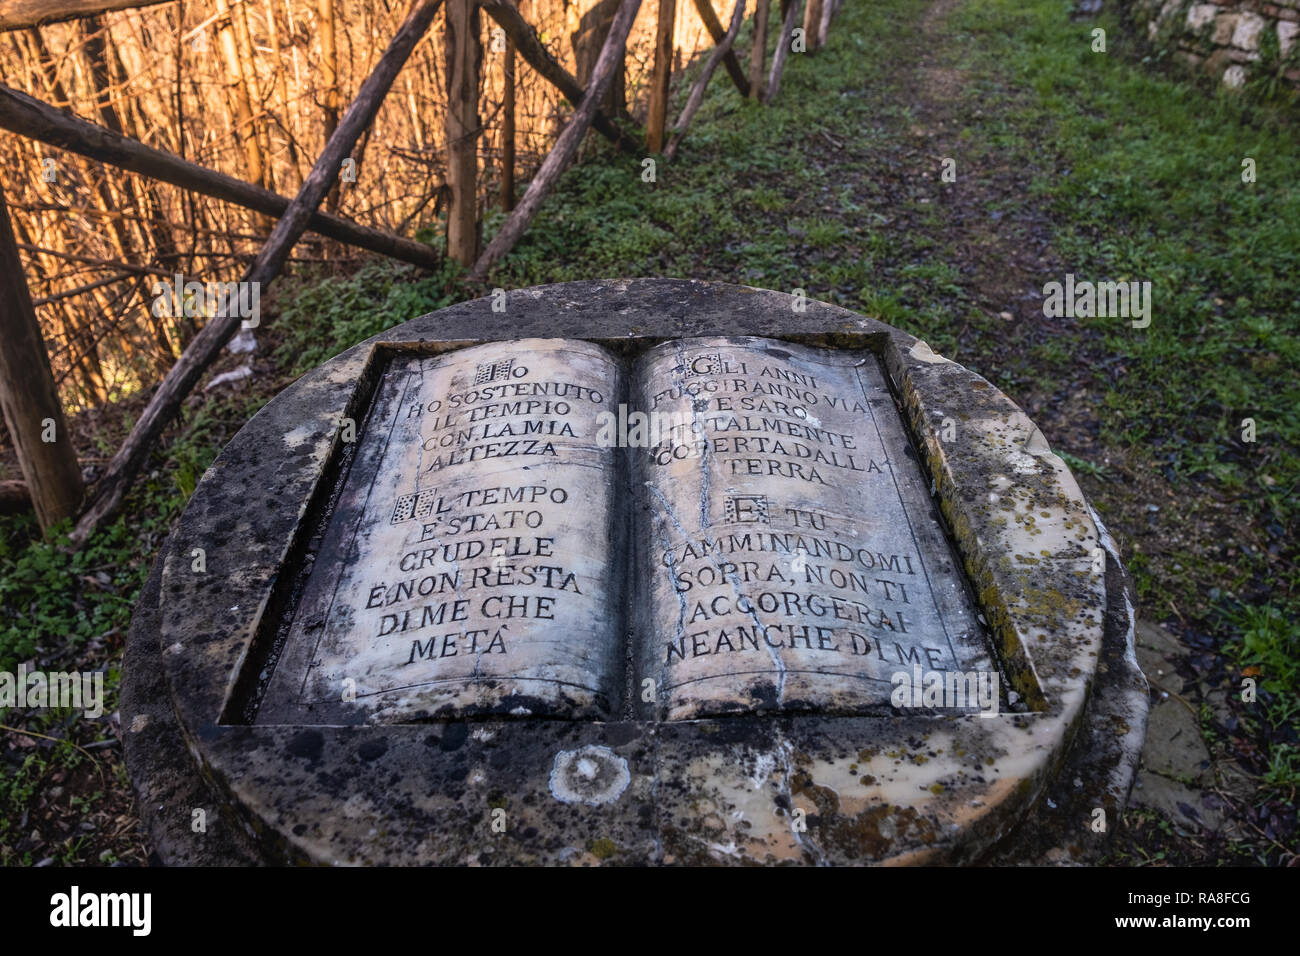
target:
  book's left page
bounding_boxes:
[257,339,627,724]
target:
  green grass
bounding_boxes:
[0,754,42,863]
[273,261,463,376]
[1231,604,1300,701]
[1225,602,1300,794]
[1058,451,1112,481]
[944,0,1299,801]
[955,2,1300,494]
[0,394,262,671]
[0,391,267,863]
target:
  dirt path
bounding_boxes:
[886,0,1269,864]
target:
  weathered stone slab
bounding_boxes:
[259,339,625,723]
[126,279,1147,866]
[632,338,996,720]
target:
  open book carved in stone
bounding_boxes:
[257,336,996,725]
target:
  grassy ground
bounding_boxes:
[1,0,1296,865]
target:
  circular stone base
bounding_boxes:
[121,280,1149,865]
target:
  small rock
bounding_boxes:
[1142,695,1212,783]
[1131,770,1222,832]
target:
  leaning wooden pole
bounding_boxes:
[765,0,801,103]
[646,0,675,152]
[690,0,749,98]
[665,0,745,160]
[445,0,482,266]
[318,0,343,212]
[0,183,83,531]
[72,0,444,544]
[0,0,171,32]
[468,0,641,282]
[747,0,770,102]
[0,84,440,269]
[479,0,638,153]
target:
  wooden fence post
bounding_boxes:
[502,31,516,211]
[214,0,267,202]
[646,0,676,152]
[748,0,770,102]
[318,0,342,212]
[803,0,823,54]
[818,0,834,47]
[573,0,627,117]
[0,183,83,531]
[445,0,481,265]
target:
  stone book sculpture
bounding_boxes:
[126,280,1147,865]
[257,335,995,725]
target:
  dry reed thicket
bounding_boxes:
[1,0,734,413]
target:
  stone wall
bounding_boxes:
[1131,0,1300,90]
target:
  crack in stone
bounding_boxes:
[647,482,697,715]
[774,729,827,865]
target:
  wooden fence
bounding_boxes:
[0,0,844,542]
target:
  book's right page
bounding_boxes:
[632,336,996,720]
